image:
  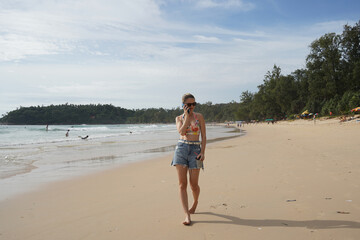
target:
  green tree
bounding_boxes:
[306,33,343,112]
[342,21,360,92]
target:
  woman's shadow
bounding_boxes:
[194,212,360,229]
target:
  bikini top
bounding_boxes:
[182,113,200,135]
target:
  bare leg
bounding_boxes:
[189,168,200,214]
[175,165,191,225]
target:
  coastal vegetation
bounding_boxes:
[236,21,360,121]
[0,102,238,124]
[1,21,359,124]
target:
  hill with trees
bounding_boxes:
[0,102,240,124]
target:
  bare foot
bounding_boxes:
[189,201,198,214]
[182,214,191,226]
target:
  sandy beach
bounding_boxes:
[1,119,360,240]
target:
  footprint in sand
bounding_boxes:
[210,203,229,209]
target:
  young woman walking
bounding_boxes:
[171,93,206,225]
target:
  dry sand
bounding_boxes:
[1,119,360,240]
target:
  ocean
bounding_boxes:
[0,124,242,201]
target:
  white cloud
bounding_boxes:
[194,35,220,43]
[0,0,164,61]
[0,0,265,62]
[1,0,162,24]
[309,20,356,36]
[0,33,74,61]
[195,0,255,10]
[0,0,356,115]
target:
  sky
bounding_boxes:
[0,0,359,116]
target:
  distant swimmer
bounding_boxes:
[46,124,49,131]
[79,135,89,140]
[66,130,70,137]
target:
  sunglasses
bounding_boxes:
[186,102,197,107]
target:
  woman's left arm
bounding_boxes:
[198,113,206,161]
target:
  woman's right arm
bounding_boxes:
[176,104,191,136]
[176,116,190,136]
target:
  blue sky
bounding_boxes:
[0,0,359,116]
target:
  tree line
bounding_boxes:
[1,21,359,124]
[236,21,360,121]
[0,102,239,124]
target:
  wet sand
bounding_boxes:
[0,119,359,239]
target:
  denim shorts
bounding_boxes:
[171,140,204,169]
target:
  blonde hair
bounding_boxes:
[182,93,195,103]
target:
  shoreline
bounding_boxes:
[1,119,359,239]
[0,124,243,202]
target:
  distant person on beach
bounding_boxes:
[171,93,206,226]
[79,135,89,140]
[66,130,70,137]
[46,124,49,131]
